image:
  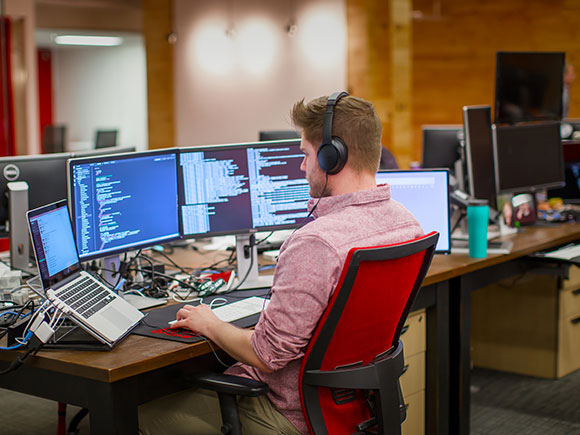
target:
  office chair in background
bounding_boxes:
[192,231,439,435]
[42,124,67,153]
[95,129,118,149]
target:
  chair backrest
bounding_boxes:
[299,231,439,434]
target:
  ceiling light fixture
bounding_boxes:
[54,35,123,47]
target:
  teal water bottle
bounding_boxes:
[467,199,489,258]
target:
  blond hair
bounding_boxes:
[290,95,382,173]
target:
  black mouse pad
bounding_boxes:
[131,293,266,343]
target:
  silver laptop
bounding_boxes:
[27,200,144,347]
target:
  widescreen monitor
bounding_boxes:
[179,139,310,239]
[376,169,450,254]
[463,105,497,210]
[421,126,462,171]
[494,51,565,124]
[258,130,300,141]
[492,122,564,194]
[68,149,181,261]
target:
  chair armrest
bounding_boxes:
[189,372,269,397]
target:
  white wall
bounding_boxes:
[51,34,148,151]
[174,0,347,146]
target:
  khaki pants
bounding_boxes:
[139,388,301,435]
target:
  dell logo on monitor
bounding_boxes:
[3,164,20,181]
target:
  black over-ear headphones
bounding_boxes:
[317,91,349,175]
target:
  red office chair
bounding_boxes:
[192,231,439,435]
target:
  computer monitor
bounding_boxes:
[547,141,580,202]
[492,122,564,194]
[463,105,498,210]
[179,139,310,288]
[95,130,118,149]
[67,149,181,261]
[0,153,71,237]
[494,51,565,124]
[376,169,451,254]
[42,125,67,153]
[421,126,463,171]
[258,130,300,141]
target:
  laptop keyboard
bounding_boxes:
[56,275,115,319]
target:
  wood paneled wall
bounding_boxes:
[143,0,174,149]
[347,0,580,167]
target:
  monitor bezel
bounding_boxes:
[67,148,182,261]
[178,138,308,240]
[492,122,565,195]
[376,168,451,255]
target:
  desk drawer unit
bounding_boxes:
[400,309,426,358]
[472,270,580,379]
[401,390,425,435]
[399,309,426,435]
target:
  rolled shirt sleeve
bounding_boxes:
[251,233,341,371]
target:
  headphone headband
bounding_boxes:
[322,91,349,146]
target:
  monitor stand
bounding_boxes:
[234,234,274,290]
[101,254,122,289]
[7,182,34,273]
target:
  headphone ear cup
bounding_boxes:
[317,137,348,175]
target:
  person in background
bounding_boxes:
[563,63,576,119]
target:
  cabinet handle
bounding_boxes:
[571,316,580,325]
[401,325,409,335]
[572,289,580,296]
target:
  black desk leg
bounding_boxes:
[88,378,140,434]
[426,281,450,435]
[449,276,472,435]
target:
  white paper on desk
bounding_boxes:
[543,244,580,261]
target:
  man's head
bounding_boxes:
[291,93,382,196]
[291,94,382,174]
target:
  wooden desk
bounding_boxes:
[439,223,580,435]
[1,224,579,434]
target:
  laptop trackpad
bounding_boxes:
[101,305,132,331]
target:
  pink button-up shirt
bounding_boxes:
[226,184,423,433]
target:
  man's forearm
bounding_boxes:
[205,321,273,373]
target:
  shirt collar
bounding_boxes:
[307,184,392,218]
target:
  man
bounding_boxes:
[140,93,423,434]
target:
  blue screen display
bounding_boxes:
[376,169,450,253]
[69,150,180,260]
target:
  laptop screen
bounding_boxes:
[28,200,82,289]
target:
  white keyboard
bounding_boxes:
[544,244,580,261]
[212,297,270,323]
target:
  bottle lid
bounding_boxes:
[468,198,489,206]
